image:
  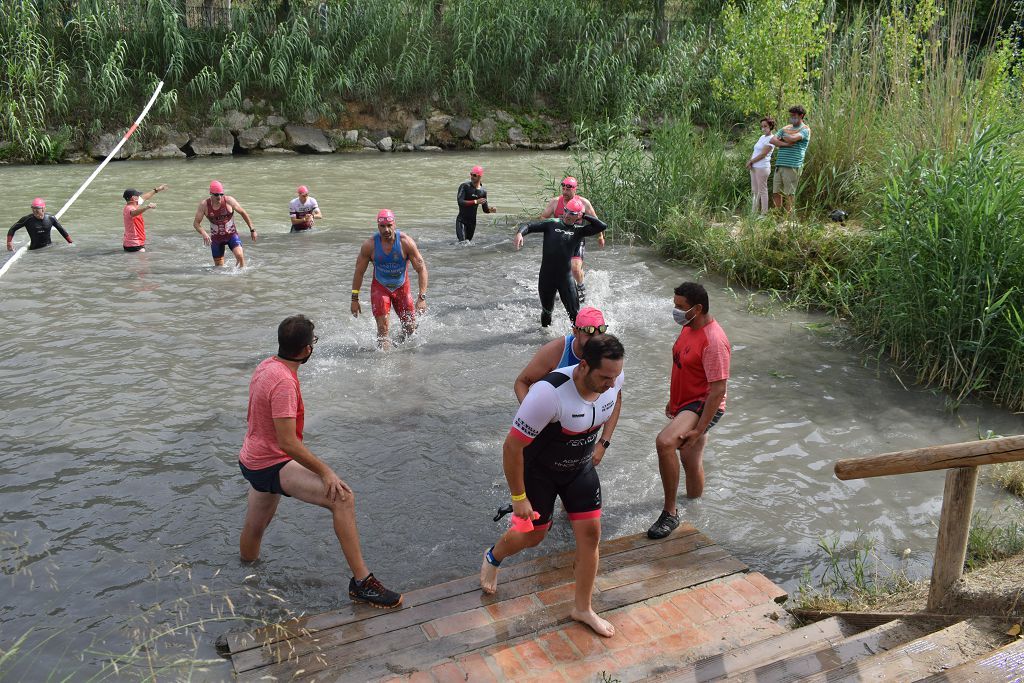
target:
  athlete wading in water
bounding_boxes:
[192,180,257,267]
[455,165,497,243]
[7,198,73,252]
[540,176,602,305]
[514,197,608,326]
[350,209,429,348]
[480,334,626,638]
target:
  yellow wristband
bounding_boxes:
[511,492,527,502]
[351,289,360,294]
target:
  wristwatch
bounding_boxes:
[418,293,427,301]
[599,439,611,449]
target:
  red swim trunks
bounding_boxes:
[370,277,415,321]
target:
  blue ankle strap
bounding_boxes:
[485,545,501,567]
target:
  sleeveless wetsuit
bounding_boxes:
[370,231,414,320]
[558,334,580,369]
[509,365,624,527]
[7,213,70,250]
[518,216,608,324]
[456,181,490,242]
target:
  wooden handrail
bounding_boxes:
[832,434,1024,612]
[834,435,1024,480]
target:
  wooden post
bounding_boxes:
[927,466,978,612]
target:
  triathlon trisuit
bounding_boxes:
[289,196,319,231]
[456,181,489,242]
[554,196,595,260]
[518,217,607,323]
[558,334,581,369]
[509,365,624,527]
[204,198,238,243]
[7,213,70,250]
[372,231,407,290]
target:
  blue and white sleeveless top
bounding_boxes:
[373,231,407,290]
[557,334,581,369]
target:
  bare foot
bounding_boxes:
[480,551,498,594]
[571,608,615,637]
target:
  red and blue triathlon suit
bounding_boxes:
[370,231,415,321]
[204,198,242,258]
[509,365,624,528]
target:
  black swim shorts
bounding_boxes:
[523,463,601,528]
[675,400,724,433]
[239,460,291,496]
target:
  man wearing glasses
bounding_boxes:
[238,314,402,608]
[192,180,257,267]
[6,198,73,252]
[455,165,497,243]
[540,177,603,305]
[350,209,429,347]
[514,198,607,327]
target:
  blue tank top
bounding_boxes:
[557,334,580,369]
[373,231,407,290]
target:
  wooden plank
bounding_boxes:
[928,467,979,611]
[794,619,1008,683]
[833,435,1024,480]
[722,618,939,683]
[915,637,1024,682]
[243,547,746,681]
[231,531,720,673]
[226,525,704,653]
[648,616,859,682]
[789,609,962,628]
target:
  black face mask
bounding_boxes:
[279,346,313,364]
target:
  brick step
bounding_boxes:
[379,573,794,682]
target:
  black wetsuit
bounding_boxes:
[518,216,607,324]
[456,181,490,242]
[7,213,71,250]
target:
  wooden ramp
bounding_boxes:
[222,523,791,681]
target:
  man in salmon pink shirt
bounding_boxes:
[237,315,402,608]
[648,282,731,540]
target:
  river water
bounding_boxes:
[1,152,1022,679]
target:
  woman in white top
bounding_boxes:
[746,116,775,215]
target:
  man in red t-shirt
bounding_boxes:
[648,282,731,539]
[237,315,402,608]
[122,184,168,252]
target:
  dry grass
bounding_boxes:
[989,461,1024,497]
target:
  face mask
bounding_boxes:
[673,306,694,326]
[789,116,800,126]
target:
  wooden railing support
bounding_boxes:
[926,466,979,612]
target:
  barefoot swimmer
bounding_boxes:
[7,198,73,252]
[480,334,625,637]
[455,164,496,243]
[192,180,256,267]
[289,185,322,232]
[238,315,402,608]
[540,177,602,305]
[350,209,428,347]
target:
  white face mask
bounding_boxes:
[673,305,694,326]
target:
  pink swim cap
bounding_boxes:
[297,185,309,195]
[471,165,484,176]
[209,180,224,194]
[575,307,605,328]
[377,209,395,224]
[565,197,585,214]
[31,197,45,208]
[562,176,578,188]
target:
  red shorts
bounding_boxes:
[371,278,415,320]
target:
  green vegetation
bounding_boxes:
[0,0,691,162]
[574,0,1024,411]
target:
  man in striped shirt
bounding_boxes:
[771,104,811,214]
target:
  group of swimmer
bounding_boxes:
[7,166,730,639]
